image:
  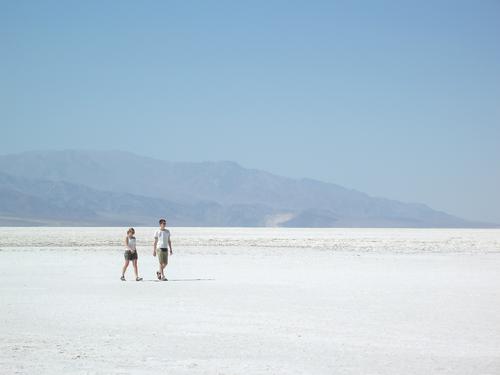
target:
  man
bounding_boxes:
[153,218,173,281]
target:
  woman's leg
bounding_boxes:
[132,259,138,278]
[122,259,130,276]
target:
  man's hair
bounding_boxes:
[159,218,166,224]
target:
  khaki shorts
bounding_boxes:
[158,248,169,264]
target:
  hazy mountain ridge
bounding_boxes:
[0,172,281,226]
[0,150,494,227]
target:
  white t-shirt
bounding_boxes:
[154,229,170,249]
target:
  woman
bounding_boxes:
[121,227,143,281]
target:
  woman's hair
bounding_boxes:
[127,227,135,234]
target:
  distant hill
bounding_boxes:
[0,150,494,227]
[0,172,279,226]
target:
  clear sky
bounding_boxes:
[1,1,499,223]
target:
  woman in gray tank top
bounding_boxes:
[121,228,143,281]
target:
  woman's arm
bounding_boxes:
[125,236,133,251]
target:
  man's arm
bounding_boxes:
[153,238,158,256]
[168,238,173,255]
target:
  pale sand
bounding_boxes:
[1,229,499,374]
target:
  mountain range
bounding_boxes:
[0,150,494,227]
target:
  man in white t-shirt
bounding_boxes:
[153,218,173,281]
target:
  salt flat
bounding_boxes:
[0,228,499,375]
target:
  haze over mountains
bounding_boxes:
[0,150,494,227]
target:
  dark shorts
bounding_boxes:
[124,250,138,261]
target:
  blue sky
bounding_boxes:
[1,1,499,223]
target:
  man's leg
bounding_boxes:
[160,262,166,277]
[159,251,168,277]
[163,257,169,277]
[156,262,162,280]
